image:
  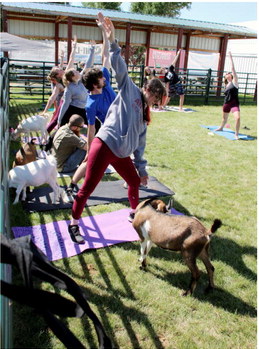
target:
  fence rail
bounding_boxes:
[8,58,257,105]
[0,57,12,349]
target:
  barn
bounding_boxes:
[1,2,256,71]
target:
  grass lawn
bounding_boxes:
[8,100,257,349]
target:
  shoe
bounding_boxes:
[68,225,85,244]
[128,212,135,223]
[65,188,74,203]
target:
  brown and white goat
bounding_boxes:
[132,198,222,296]
[12,138,37,167]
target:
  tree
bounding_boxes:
[130,2,191,17]
[121,45,146,67]
[82,2,122,10]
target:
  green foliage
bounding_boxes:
[82,2,122,10]
[9,101,257,349]
[130,2,191,17]
[121,45,146,67]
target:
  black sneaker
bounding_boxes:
[128,212,135,223]
[68,225,85,244]
[65,188,74,203]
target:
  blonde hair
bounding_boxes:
[47,66,62,82]
[63,68,76,86]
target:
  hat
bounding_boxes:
[69,114,84,127]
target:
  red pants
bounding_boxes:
[72,138,141,220]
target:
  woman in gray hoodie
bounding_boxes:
[68,15,166,244]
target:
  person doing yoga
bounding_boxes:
[67,14,166,244]
[215,52,240,140]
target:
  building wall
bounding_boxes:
[7,18,222,52]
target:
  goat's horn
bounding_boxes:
[166,197,174,211]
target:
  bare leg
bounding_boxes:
[179,94,184,111]
[233,110,240,139]
[215,112,229,132]
[71,161,87,185]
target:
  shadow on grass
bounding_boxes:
[148,265,256,318]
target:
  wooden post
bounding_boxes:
[125,22,131,66]
[217,34,228,97]
[145,29,151,66]
[2,10,9,58]
[55,21,59,65]
[67,16,72,63]
[184,32,191,70]
[175,28,183,70]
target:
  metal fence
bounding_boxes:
[8,58,257,105]
[0,57,12,349]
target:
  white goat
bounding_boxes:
[9,155,61,204]
[11,113,51,144]
[132,198,222,296]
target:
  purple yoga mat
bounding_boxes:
[12,208,183,261]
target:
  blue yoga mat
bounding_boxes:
[201,125,255,141]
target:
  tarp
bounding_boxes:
[0,32,50,52]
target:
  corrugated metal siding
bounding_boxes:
[224,55,257,74]
[59,24,102,41]
[130,30,146,45]
[151,32,179,48]
[2,2,257,37]
[8,19,54,37]
[190,36,220,51]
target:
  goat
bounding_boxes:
[9,155,61,204]
[12,138,37,167]
[132,198,222,296]
[11,113,51,144]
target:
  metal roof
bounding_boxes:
[1,2,257,38]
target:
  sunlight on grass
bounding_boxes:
[9,102,257,349]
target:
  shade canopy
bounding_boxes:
[0,32,50,52]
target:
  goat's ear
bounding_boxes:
[166,197,174,211]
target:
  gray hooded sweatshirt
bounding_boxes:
[96,41,148,177]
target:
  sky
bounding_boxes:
[120,2,257,26]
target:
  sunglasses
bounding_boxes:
[77,125,84,129]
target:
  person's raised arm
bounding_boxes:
[96,12,111,70]
[59,50,64,69]
[171,49,181,67]
[80,40,96,76]
[65,35,77,72]
[102,15,131,90]
[229,52,238,86]
[41,84,62,114]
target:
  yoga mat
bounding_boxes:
[57,165,116,178]
[12,207,183,261]
[166,106,197,113]
[201,125,255,141]
[22,176,174,212]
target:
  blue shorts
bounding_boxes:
[169,82,185,97]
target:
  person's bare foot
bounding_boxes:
[234,134,239,140]
[215,127,223,132]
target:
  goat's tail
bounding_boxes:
[210,219,222,234]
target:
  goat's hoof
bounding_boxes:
[182,290,191,297]
[139,265,147,272]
